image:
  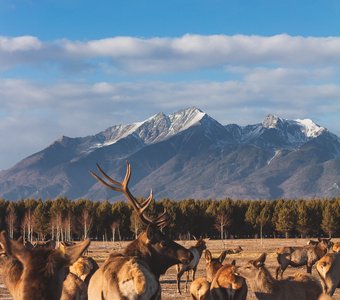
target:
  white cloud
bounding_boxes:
[0,36,42,51]
[1,34,340,73]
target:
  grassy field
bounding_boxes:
[0,238,339,299]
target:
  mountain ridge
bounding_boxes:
[0,107,339,200]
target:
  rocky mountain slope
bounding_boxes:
[0,107,339,200]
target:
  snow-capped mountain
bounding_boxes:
[225,114,327,149]
[0,108,339,200]
[63,107,207,157]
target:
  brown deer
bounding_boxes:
[189,249,227,299]
[238,253,322,300]
[190,249,246,300]
[69,255,99,286]
[205,249,227,283]
[88,161,193,300]
[0,231,90,300]
[275,238,332,279]
[176,237,207,294]
[316,252,340,296]
[209,262,247,300]
[225,246,243,254]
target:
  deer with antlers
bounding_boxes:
[88,161,193,300]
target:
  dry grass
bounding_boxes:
[0,238,339,299]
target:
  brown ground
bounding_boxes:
[0,238,339,299]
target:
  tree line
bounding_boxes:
[0,197,339,242]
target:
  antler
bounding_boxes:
[90,161,169,228]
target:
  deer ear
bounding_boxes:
[318,238,322,242]
[63,239,90,265]
[0,231,30,263]
[205,249,212,263]
[58,242,66,254]
[218,250,227,263]
[254,253,266,267]
[231,259,236,266]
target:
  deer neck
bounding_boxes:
[2,257,23,296]
[315,244,327,258]
[123,233,166,279]
[251,267,275,295]
[195,244,206,257]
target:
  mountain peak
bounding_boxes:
[169,107,206,131]
[262,114,283,129]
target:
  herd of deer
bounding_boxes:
[0,161,339,300]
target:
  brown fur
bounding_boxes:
[316,252,340,296]
[69,256,99,286]
[332,242,340,253]
[61,273,87,300]
[0,231,90,300]
[190,277,211,300]
[238,253,322,300]
[176,238,207,294]
[318,294,333,300]
[210,263,247,300]
[275,238,332,279]
[205,249,226,283]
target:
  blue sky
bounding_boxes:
[0,0,340,170]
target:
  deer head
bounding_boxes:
[205,249,227,282]
[237,252,267,281]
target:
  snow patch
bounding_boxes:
[295,118,325,138]
[267,150,281,165]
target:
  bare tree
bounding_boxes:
[130,211,143,239]
[6,203,16,239]
[214,212,230,240]
[81,207,93,239]
[111,221,121,242]
[22,209,35,242]
[63,210,72,241]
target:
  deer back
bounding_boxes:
[88,253,160,300]
[190,277,211,300]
